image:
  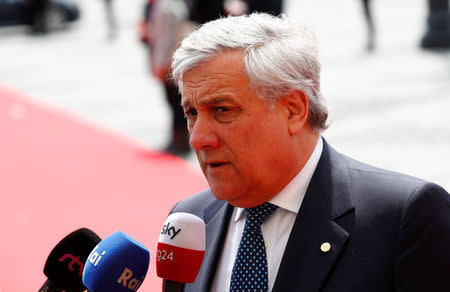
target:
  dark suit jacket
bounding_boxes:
[169,140,450,291]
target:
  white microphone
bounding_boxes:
[156,212,206,291]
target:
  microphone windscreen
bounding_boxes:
[43,228,101,292]
[82,231,150,292]
[156,212,205,283]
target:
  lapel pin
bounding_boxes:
[320,242,331,253]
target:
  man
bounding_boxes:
[167,13,450,291]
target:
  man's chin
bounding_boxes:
[210,186,241,204]
[210,190,258,208]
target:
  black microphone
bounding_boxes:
[39,228,101,292]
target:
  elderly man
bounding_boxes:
[167,13,450,292]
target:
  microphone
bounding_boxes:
[39,228,101,292]
[157,212,206,292]
[82,231,150,292]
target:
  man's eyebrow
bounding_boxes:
[201,96,235,105]
[182,96,235,109]
[181,99,191,109]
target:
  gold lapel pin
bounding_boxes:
[320,242,331,253]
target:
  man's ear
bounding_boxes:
[282,89,308,135]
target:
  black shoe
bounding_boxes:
[421,31,450,49]
[421,12,450,50]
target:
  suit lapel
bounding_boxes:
[273,140,354,292]
[185,197,233,292]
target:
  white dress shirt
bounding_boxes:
[211,137,323,291]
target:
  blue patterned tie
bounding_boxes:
[230,202,278,292]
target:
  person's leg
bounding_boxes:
[362,0,375,51]
[31,0,48,33]
[104,0,117,39]
[164,80,190,156]
[421,0,450,49]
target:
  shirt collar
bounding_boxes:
[234,136,323,222]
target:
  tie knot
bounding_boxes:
[247,202,278,226]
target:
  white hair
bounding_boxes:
[171,13,328,131]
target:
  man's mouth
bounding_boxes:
[207,162,228,168]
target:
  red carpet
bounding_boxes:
[0,84,208,291]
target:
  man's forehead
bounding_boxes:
[181,94,236,108]
[181,51,246,83]
[180,50,249,108]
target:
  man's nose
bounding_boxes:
[189,116,219,151]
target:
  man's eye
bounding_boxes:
[217,107,230,113]
[184,108,197,118]
[214,106,238,123]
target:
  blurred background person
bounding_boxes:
[224,0,283,16]
[358,0,450,51]
[103,0,117,40]
[139,0,226,156]
[139,0,194,156]
[246,0,283,15]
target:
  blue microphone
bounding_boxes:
[82,231,150,292]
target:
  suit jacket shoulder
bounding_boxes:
[170,189,217,217]
[273,140,450,292]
